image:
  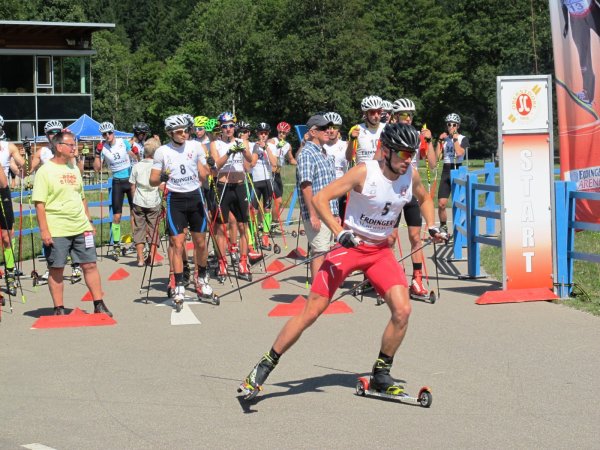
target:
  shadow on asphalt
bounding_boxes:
[236,372,361,413]
[443,281,503,298]
[23,307,73,318]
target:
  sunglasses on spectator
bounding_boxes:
[313,125,330,132]
[447,122,458,127]
[221,124,236,129]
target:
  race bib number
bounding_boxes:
[84,231,95,249]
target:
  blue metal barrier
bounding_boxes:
[12,178,129,238]
[450,163,501,277]
[555,181,600,297]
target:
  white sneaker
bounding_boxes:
[197,279,213,297]
[71,266,82,278]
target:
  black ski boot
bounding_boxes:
[238,352,278,400]
[369,358,404,396]
[5,270,17,296]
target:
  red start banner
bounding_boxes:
[549,0,600,224]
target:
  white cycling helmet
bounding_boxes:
[99,121,115,133]
[323,112,342,125]
[44,120,63,134]
[392,98,416,113]
[361,95,383,111]
[445,113,461,124]
[381,100,393,112]
[164,114,189,132]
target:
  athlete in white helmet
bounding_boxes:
[94,121,137,259]
[346,95,386,165]
[434,113,469,234]
[210,112,256,282]
[322,112,349,221]
[150,114,211,310]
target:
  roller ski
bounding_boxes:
[36,270,49,286]
[260,234,272,252]
[355,358,432,407]
[172,284,185,313]
[237,255,252,282]
[409,270,436,303]
[248,250,264,266]
[195,272,219,306]
[5,271,17,297]
[355,377,432,407]
[69,264,82,284]
[216,257,227,284]
[238,352,278,401]
[110,244,121,261]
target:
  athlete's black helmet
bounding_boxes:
[380,123,420,152]
[133,122,150,134]
[255,122,271,132]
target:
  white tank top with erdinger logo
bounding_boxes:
[0,141,11,177]
[344,160,413,242]
[355,123,385,164]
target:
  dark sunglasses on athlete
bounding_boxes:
[101,131,113,136]
[327,125,340,131]
[195,127,205,131]
[447,122,458,128]
[221,124,236,129]
[398,112,414,119]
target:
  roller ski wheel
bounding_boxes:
[217,274,226,284]
[375,295,385,306]
[428,291,437,304]
[273,243,281,254]
[299,229,306,236]
[197,292,220,306]
[31,270,39,287]
[355,377,432,408]
[111,247,120,262]
[174,299,183,313]
[291,230,297,238]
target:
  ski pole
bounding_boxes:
[218,246,338,298]
[331,240,434,303]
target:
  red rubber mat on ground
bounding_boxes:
[261,277,280,289]
[476,288,558,305]
[266,260,285,273]
[108,268,130,281]
[81,291,105,302]
[268,295,353,317]
[31,307,116,329]
[286,247,307,259]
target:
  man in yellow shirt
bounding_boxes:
[32,131,112,316]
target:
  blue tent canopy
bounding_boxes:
[35,114,133,142]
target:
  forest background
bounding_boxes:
[0,0,554,157]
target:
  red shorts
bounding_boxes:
[311,243,407,300]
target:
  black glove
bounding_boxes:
[336,230,360,248]
[206,156,215,168]
[23,140,31,153]
[428,226,449,242]
[160,172,169,183]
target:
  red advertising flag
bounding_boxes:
[549,1,600,223]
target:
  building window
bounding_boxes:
[55,56,90,94]
[36,56,53,88]
[0,55,34,93]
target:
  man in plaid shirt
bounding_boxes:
[297,114,339,279]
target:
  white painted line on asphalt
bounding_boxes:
[156,298,202,326]
[22,444,58,450]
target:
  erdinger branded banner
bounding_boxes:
[498,76,555,290]
[549,1,600,223]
